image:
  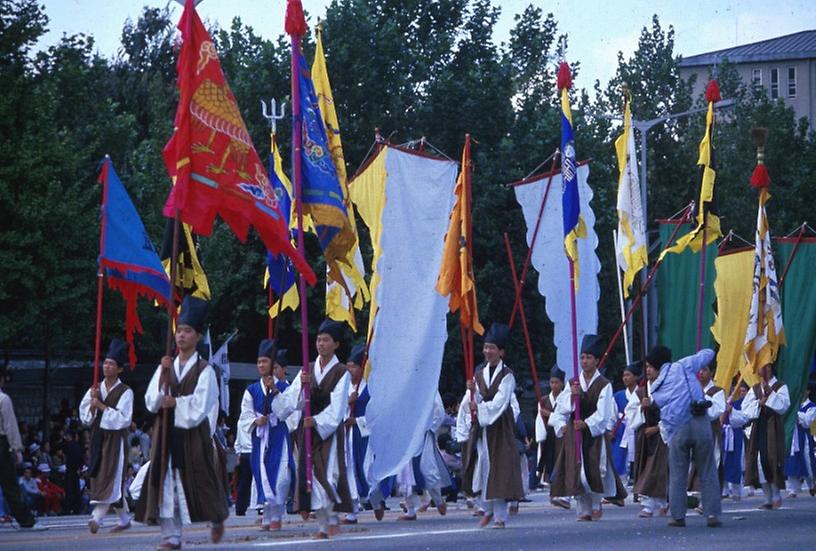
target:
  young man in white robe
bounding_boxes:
[538,366,570,509]
[238,340,295,531]
[79,339,133,533]
[785,382,816,496]
[457,323,523,529]
[550,335,627,521]
[135,296,228,550]
[742,363,791,509]
[277,319,352,539]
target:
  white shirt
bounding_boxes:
[79,379,133,430]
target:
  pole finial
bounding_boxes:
[750,127,771,188]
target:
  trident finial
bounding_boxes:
[260,99,286,135]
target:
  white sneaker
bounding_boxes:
[17,522,47,531]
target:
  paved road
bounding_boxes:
[2,489,815,550]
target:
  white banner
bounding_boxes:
[513,163,601,378]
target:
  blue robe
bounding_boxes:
[784,400,816,478]
[722,397,745,485]
[248,379,294,505]
[611,388,630,476]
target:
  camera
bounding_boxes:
[690,400,712,416]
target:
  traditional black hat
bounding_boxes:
[484,323,510,349]
[275,349,288,368]
[195,341,209,361]
[348,344,366,366]
[623,360,642,377]
[258,339,277,360]
[580,334,603,358]
[645,345,672,370]
[105,338,129,368]
[317,319,345,342]
[177,296,208,334]
[549,364,565,381]
[807,380,816,395]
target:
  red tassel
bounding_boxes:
[557,62,572,91]
[750,164,771,188]
[705,79,721,103]
[285,0,307,37]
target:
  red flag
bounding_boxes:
[162,0,315,285]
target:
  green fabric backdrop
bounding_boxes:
[657,222,717,360]
[775,239,816,450]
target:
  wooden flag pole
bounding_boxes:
[93,157,111,389]
[290,29,313,493]
[612,230,632,365]
[567,258,582,465]
[503,233,542,403]
[696,221,709,352]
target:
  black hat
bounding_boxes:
[484,323,510,349]
[623,360,642,377]
[317,319,345,342]
[177,296,208,334]
[195,341,209,361]
[275,349,288,368]
[645,345,672,370]
[580,334,603,358]
[348,344,366,366]
[549,364,565,381]
[807,380,816,395]
[258,339,277,360]
[105,339,129,368]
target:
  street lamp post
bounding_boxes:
[631,98,735,348]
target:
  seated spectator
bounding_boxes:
[19,467,44,516]
[36,465,64,516]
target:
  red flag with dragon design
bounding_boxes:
[162,0,315,284]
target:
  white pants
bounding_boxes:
[641,496,668,513]
[91,500,131,527]
[484,498,507,523]
[787,476,814,494]
[575,493,602,516]
[160,505,182,546]
[262,502,284,524]
[761,483,781,504]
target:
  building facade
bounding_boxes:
[678,30,816,129]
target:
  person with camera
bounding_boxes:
[687,363,725,499]
[646,345,722,528]
[742,363,790,509]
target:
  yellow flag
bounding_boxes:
[311,28,369,331]
[436,137,484,335]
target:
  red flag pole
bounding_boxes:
[463,135,477,419]
[93,157,112,389]
[696,222,708,352]
[503,233,542,403]
[287,0,313,492]
[567,258,582,465]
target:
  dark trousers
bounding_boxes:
[0,436,34,527]
[235,453,252,515]
[64,472,81,514]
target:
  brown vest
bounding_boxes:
[550,373,627,500]
[293,362,353,514]
[135,358,229,524]
[461,364,523,501]
[745,380,786,488]
[88,382,130,503]
[632,386,668,499]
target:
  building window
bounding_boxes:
[752,68,762,87]
[788,67,797,98]
[770,68,779,99]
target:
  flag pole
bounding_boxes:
[503,233,542,403]
[613,230,632,365]
[568,258,582,464]
[464,134,477,420]
[287,0,313,492]
[93,157,111,389]
[508,152,560,328]
[597,204,693,372]
[696,220,708,352]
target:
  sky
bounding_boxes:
[39,0,816,92]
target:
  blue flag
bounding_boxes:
[294,47,355,276]
[99,157,171,367]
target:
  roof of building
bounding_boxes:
[679,30,816,67]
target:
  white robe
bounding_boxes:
[277,355,350,511]
[398,392,449,495]
[456,361,515,500]
[144,354,219,522]
[742,377,791,483]
[79,379,133,504]
[702,381,727,466]
[237,377,295,507]
[552,369,618,496]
